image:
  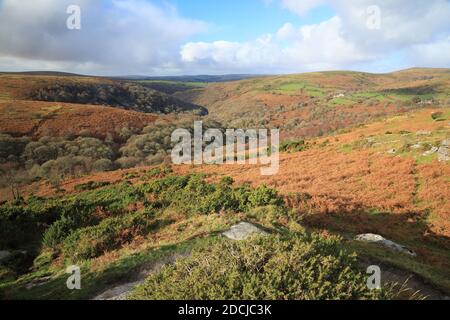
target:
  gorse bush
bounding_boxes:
[0,182,146,250]
[0,205,38,249]
[279,140,308,153]
[74,181,111,192]
[130,233,395,300]
[142,174,285,215]
[62,211,155,262]
[42,203,98,249]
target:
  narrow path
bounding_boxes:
[93,252,189,300]
[358,256,449,300]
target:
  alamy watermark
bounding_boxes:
[66,5,81,30]
[366,265,381,290]
[366,5,381,30]
[171,121,279,176]
[66,265,81,290]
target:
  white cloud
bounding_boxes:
[181,16,374,73]
[408,38,450,67]
[180,0,450,74]
[276,23,296,39]
[281,0,325,16]
[0,0,449,75]
[0,0,206,75]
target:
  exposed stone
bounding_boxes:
[438,140,450,161]
[410,143,422,149]
[222,222,267,241]
[416,130,432,136]
[387,148,397,155]
[355,233,416,256]
[422,146,438,157]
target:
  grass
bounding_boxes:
[0,174,289,299]
[269,81,326,97]
[330,97,354,105]
[347,241,450,295]
[0,237,216,300]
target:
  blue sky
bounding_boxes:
[0,0,449,75]
[165,0,335,42]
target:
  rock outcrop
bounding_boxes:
[438,139,450,161]
[222,222,267,241]
[355,233,416,256]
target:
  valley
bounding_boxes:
[0,69,449,300]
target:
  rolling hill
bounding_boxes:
[0,74,207,116]
[0,68,449,300]
[174,68,450,139]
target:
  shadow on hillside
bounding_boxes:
[284,193,450,252]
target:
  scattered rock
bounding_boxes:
[416,130,432,136]
[222,222,267,241]
[355,233,416,256]
[422,146,438,157]
[387,148,397,155]
[0,250,12,262]
[410,143,422,150]
[438,139,450,162]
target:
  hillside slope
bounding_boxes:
[0,100,161,140]
[0,74,207,115]
[175,68,450,139]
[2,107,448,299]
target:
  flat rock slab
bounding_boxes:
[222,222,267,241]
[355,233,416,257]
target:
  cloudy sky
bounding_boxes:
[0,0,449,75]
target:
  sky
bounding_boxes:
[0,0,449,76]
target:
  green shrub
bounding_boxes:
[247,185,284,208]
[0,205,39,249]
[42,200,100,248]
[92,159,114,172]
[74,181,111,192]
[62,211,154,262]
[142,166,173,180]
[431,112,445,121]
[246,205,288,225]
[32,249,57,270]
[0,251,34,276]
[142,175,284,216]
[130,233,394,300]
[280,140,308,153]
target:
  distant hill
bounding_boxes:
[0,74,207,116]
[173,68,450,139]
[112,74,269,83]
[0,71,89,77]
